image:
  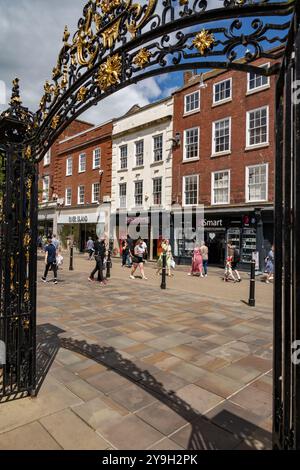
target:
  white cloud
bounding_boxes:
[0,0,223,124]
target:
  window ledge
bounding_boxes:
[245,199,268,204]
[211,202,230,206]
[183,109,200,117]
[78,170,86,174]
[211,151,231,158]
[132,165,145,171]
[246,85,270,96]
[245,143,269,151]
[182,158,200,164]
[117,168,128,173]
[150,161,163,167]
[66,174,72,177]
[212,98,232,108]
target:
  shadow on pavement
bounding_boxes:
[36,323,271,450]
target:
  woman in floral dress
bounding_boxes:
[188,246,203,276]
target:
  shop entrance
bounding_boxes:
[205,230,226,266]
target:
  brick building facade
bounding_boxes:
[171,58,276,267]
[38,119,93,236]
[38,119,113,251]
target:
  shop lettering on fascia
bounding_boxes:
[57,212,106,224]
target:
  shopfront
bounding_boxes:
[38,204,57,237]
[57,209,107,251]
[172,207,273,268]
[113,211,170,260]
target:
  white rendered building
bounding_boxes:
[111,97,174,259]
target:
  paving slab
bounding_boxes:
[0,422,62,450]
[40,409,109,450]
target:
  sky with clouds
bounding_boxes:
[0,0,287,125]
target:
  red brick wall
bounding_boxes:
[172,58,276,207]
[38,119,93,202]
[55,121,113,206]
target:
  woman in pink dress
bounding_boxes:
[188,246,203,276]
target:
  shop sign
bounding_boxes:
[57,212,106,224]
[69,215,88,223]
[198,219,223,228]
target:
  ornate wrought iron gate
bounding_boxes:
[273,1,300,450]
[0,83,38,400]
[0,0,299,448]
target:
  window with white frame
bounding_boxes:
[153,134,163,162]
[78,185,85,205]
[65,188,72,206]
[246,106,268,147]
[92,183,100,203]
[79,153,86,173]
[213,79,232,104]
[66,156,73,176]
[212,118,231,154]
[183,175,198,206]
[42,176,50,202]
[153,177,162,206]
[44,150,51,166]
[134,181,143,207]
[93,148,101,169]
[184,91,200,114]
[212,171,230,205]
[120,145,128,170]
[135,140,144,167]
[246,164,268,202]
[184,128,199,160]
[119,183,127,208]
[247,64,269,92]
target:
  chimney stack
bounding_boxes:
[183,71,193,84]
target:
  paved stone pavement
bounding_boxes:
[0,256,273,450]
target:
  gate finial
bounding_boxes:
[10,78,22,107]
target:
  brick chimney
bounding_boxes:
[183,71,193,85]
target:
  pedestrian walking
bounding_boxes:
[41,236,58,284]
[88,238,107,285]
[130,239,148,280]
[121,240,132,267]
[157,239,173,277]
[264,245,274,283]
[223,255,236,282]
[86,237,95,260]
[52,234,59,251]
[188,245,203,277]
[227,243,241,282]
[200,241,208,277]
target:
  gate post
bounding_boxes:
[0,80,37,400]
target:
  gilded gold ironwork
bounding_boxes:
[101,17,122,49]
[25,146,32,159]
[99,0,121,15]
[77,86,88,101]
[179,0,188,5]
[127,0,157,38]
[96,54,122,90]
[133,48,152,68]
[23,234,31,247]
[51,115,60,129]
[192,30,215,55]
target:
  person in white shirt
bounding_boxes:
[130,239,148,280]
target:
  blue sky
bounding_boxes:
[0,0,293,125]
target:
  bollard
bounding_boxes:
[248,259,256,307]
[106,249,111,279]
[69,245,74,271]
[161,252,167,290]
